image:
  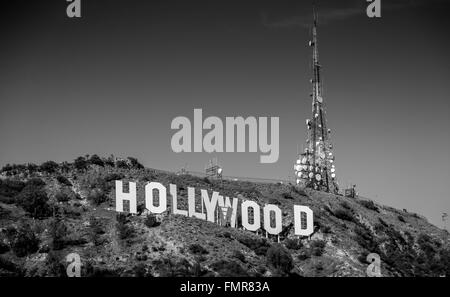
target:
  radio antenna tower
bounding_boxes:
[294,8,339,194]
[205,157,223,180]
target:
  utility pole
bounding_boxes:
[443,213,448,231]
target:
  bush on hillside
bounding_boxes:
[74,156,88,171]
[56,175,72,186]
[268,198,281,205]
[340,201,352,210]
[232,250,246,262]
[46,251,66,277]
[116,213,135,240]
[89,154,104,167]
[15,184,51,219]
[26,163,38,173]
[144,214,160,228]
[0,179,26,198]
[284,238,303,250]
[40,161,59,174]
[354,225,379,254]
[321,225,332,233]
[26,178,46,188]
[127,157,144,169]
[0,255,23,276]
[333,208,355,222]
[103,155,115,167]
[116,160,129,169]
[188,244,209,255]
[237,236,271,256]
[104,172,125,182]
[88,216,105,246]
[358,200,379,212]
[266,244,293,274]
[87,188,107,205]
[1,164,13,172]
[281,192,294,199]
[49,218,68,250]
[310,240,326,256]
[8,223,40,257]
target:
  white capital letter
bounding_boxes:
[170,184,187,216]
[115,180,137,214]
[201,189,222,223]
[145,182,167,214]
[294,205,314,236]
[241,200,260,231]
[263,204,282,235]
[188,187,206,220]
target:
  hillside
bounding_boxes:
[0,156,449,277]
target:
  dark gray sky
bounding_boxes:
[1,0,449,227]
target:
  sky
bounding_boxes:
[1,0,449,227]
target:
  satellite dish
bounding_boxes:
[315,174,322,181]
[297,172,302,177]
[331,173,336,178]
[329,152,332,156]
[301,157,307,164]
[296,159,301,164]
[296,179,300,184]
[315,113,319,118]
[309,165,314,171]
[331,168,336,173]
[308,172,314,178]
[317,96,323,103]
[217,168,223,174]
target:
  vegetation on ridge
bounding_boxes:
[0,155,449,277]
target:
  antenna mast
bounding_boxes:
[293,7,339,194]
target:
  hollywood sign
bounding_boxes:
[115,180,314,236]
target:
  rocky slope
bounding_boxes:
[0,156,449,277]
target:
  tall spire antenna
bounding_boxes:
[293,7,339,194]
